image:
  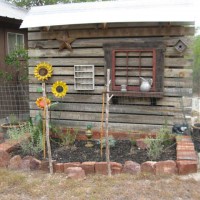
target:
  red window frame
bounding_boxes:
[111,49,156,92]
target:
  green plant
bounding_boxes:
[4,48,29,82]
[7,122,43,156]
[144,134,164,161]
[59,128,78,146]
[144,123,174,161]
[130,139,137,146]
[9,114,19,124]
[97,135,116,148]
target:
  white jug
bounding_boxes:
[140,77,153,92]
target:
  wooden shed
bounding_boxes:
[21,0,195,132]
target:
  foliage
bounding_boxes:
[193,35,200,93]
[7,122,43,156]
[7,114,19,124]
[57,128,78,146]
[144,124,174,161]
[97,135,116,148]
[6,0,112,9]
[2,48,29,82]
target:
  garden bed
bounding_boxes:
[10,139,176,164]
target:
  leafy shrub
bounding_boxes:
[7,122,43,156]
[59,128,78,146]
[97,136,116,148]
[144,123,174,160]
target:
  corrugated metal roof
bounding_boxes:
[0,0,27,21]
[20,0,195,28]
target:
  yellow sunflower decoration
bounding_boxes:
[36,97,51,109]
[52,81,68,98]
[34,62,53,81]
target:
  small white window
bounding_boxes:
[7,32,24,53]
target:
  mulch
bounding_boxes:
[11,139,177,164]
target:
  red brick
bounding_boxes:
[176,160,198,175]
[40,160,56,172]
[141,161,156,174]
[0,150,10,168]
[155,160,177,175]
[80,162,95,175]
[65,167,86,179]
[40,160,49,171]
[95,162,122,175]
[64,162,80,173]
[176,141,194,147]
[122,161,141,174]
[176,145,194,151]
[95,162,108,175]
[136,139,147,150]
[111,162,122,175]
[179,136,192,142]
[0,141,19,152]
[8,155,22,170]
[54,163,64,173]
[177,151,197,161]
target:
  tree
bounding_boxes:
[6,0,112,9]
[193,34,200,94]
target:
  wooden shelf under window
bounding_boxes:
[106,91,163,98]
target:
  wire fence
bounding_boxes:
[0,82,30,124]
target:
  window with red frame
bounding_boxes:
[111,49,156,92]
[103,42,165,97]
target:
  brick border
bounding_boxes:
[0,133,198,176]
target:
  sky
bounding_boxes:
[194,0,200,35]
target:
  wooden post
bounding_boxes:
[42,82,53,174]
[100,92,105,158]
[105,69,112,177]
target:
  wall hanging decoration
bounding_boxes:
[51,81,68,98]
[56,31,76,52]
[34,62,53,81]
[174,39,187,53]
[35,97,51,109]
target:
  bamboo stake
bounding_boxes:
[100,92,105,158]
[105,69,112,177]
[42,83,53,174]
[43,108,46,159]
[42,83,46,159]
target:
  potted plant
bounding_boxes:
[1,114,26,132]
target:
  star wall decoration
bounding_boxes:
[56,32,76,52]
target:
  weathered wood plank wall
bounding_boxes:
[28,23,194,131]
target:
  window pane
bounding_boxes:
[17,34,24,49]
[7,33,16,53]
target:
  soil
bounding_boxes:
[11,139,176,164]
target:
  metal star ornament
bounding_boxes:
[57,33,76,52]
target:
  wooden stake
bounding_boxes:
[105,69,112,177]
[42,82,53,174]
[100,92,105,158]
[43,108,46,159]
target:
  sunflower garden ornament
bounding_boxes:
[34,62,53,81]
[36,97,51,109]
[52,81,68,98]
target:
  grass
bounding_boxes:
[0,169,200,200]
